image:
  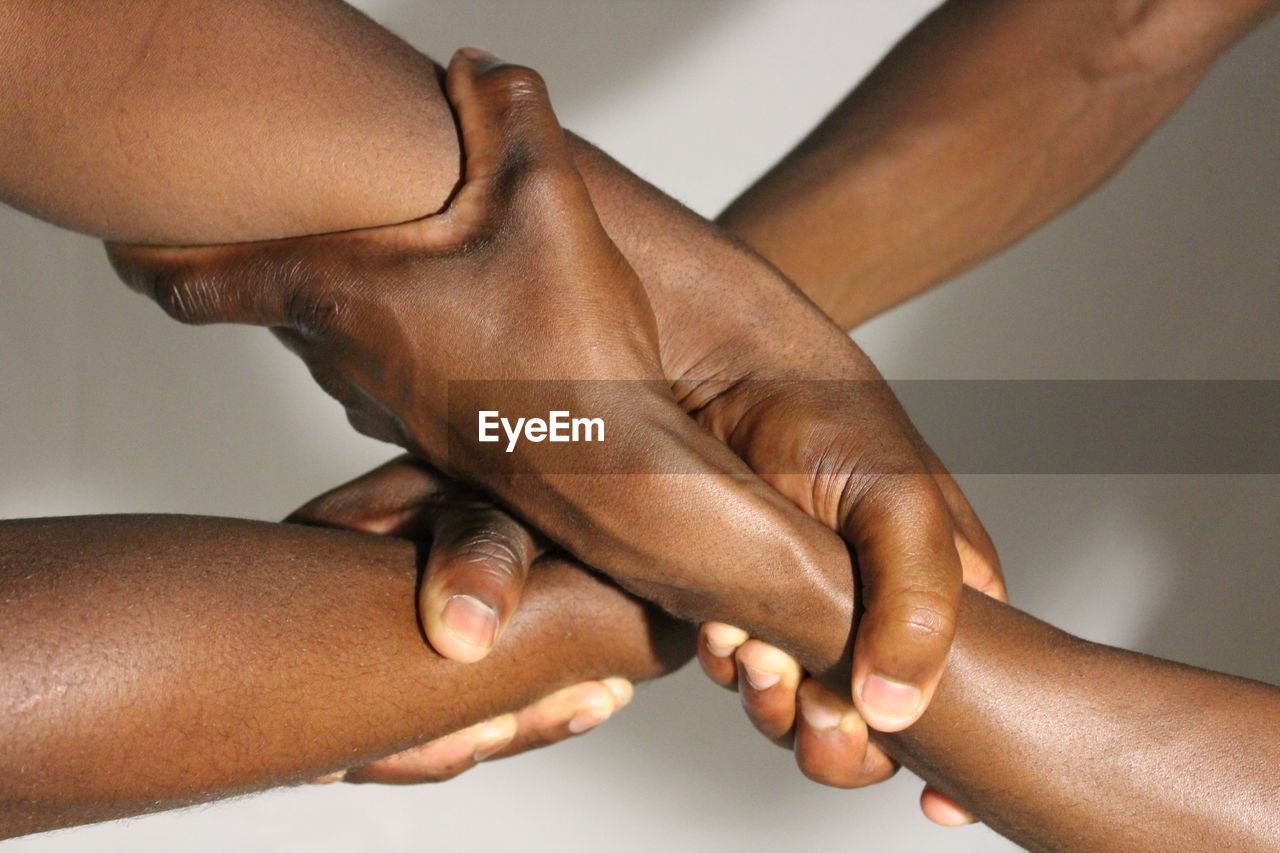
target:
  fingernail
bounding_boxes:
[472,730,516,762]
[461,46,497,61]
[704,623,748,657]
[799,696,843,733]
[311,770,347,784]
[742,665,781,692]
[468,715,517,762]
[860,674,923,726]
[706,640,736,657]
[568,704,611,735]
[442,594,498,650]
[601,677,634,709]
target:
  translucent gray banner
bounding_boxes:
[446,380,1279,475]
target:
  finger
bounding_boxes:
[794,680,899,788]
[697,622,749,691]
[104,240,302,327]
[735,639,804,743]
[420,503,541,663]
[486,678,632,761]
[336,679,631,785]
[339,714,518,785]
[284,454,445,536]
[844,477,962,733]
[915,442,1008,602]
[397,48,582,250]
[920,786,978,826]
[955,528,1008,603]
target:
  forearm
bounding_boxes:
[881,588,1280,851]
[0,0,807,375]
[0,515,687,839]
[713,565,1280,852]
[0,0,462,243]
[718,0,1278,328]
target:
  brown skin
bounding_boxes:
[0,0,459,244]
[296,458,1280,852]
[6,458,1276,850]
[0,512,692,840]
[283,456,641,786]
[238,28,1279,843]
[5,1,1274,845]
[98,55,991,732]
[0,1,992,732]
[718,0,1280,328]
[705,0,1277,821]
[896,593,1280,852]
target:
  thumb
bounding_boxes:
[401,48,591,250]
[447,47,577,189]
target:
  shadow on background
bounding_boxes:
[0,4,1275,853]
[368,0,742,112]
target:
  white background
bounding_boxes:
[2,2,1276,851]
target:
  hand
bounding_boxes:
[683,422,1003,814]
[107,48,996,733]
[106,48,845,665]
[696,622,978,826]
[314,679,635,785]
[287,454,652,783]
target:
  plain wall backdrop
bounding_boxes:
[2,2,1276,851]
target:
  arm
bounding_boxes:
[0,514,689,839]
[2,0,985,732]
[248,457,1280,850]
[675,532,1280,850]
[187,458,1280,851]
[10,519,1274,850]
[717,0,1279,328]
[0,0,459,244]
[887,590,1280,851]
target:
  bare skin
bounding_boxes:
[283,457,647,787]
[706,0,1278,823]
[250,459,1280,852]
[4,458,1277,850]
[0,0,994,731]
[718,0,1279,328]
[5,3,1274,845]
[0,513,691,840]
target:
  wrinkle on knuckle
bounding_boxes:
[444,532,527,579]
[485,64,550,108]
[878,594,958,647]
[150,269,225,325]
[839,465,939,526]
[286,287,349,338]
[874,476,945,515]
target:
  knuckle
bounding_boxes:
[285,286,350,338]
[800,761,862,790]
[879,591,958,648]
[850,765,899,790]
[149,268,223,325]
[444,530,527,580]
[871,475,946,516]
[503,158,580,222]
[840,470,942,536]
[484,63,550,107]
